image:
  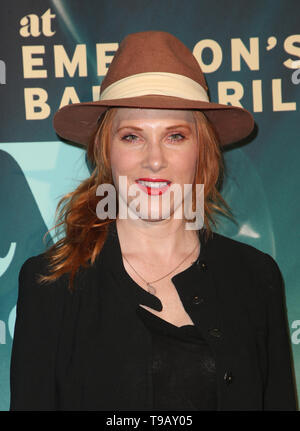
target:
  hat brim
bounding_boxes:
[53,95,254,146]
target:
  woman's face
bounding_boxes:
[109,108,199,223]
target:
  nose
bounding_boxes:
[142,138,168,172]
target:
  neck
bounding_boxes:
[115,216,200,262]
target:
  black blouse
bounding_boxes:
[137,305,217,411]
[10,220,298,411]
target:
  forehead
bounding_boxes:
[112,108,195,125]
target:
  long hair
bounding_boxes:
[38,107,233,290]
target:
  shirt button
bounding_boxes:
[196,260,208,271]
[224,371,234,385]
[191,295,204,305]
[152,359,162,371]
[208,328,222,338]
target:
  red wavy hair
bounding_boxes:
[38,108,233,290]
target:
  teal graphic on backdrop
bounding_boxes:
[0,150,54,408]
[0,141,89,410]
[0,0,299,410]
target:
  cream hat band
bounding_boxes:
[99,72,210,102]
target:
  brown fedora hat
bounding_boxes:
[53,30,254,146]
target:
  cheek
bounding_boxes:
[174,151,198,182]
[110,144,139,177]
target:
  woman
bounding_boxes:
[10,31,297,411]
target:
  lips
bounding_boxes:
[135,178,171,196]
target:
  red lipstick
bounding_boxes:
[135,178,171,196]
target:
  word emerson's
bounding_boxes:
[21,36,300,119]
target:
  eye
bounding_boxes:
[121,134,139,142]
[169,133,185,142]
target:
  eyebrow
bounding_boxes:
[116,124,192,133]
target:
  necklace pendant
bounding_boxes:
[147,283,156,295]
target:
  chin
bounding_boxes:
[129,205,180,222]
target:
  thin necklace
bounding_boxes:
[122,241,200,296]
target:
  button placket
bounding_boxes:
[208,328,222,338]
[191,295,204,305]
[187,259,219,337]
[189,259,207,307]
[223,371,234,385]
[152,358,162,372]
[196,259,208,271]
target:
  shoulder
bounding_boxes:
[206,232,288,328]
[205,230,282,287]
[19,251,72,284]
[206,230,264,256]
[17,252,69,308]
[19,252,55,278]
[212,231,285,292]
[207,230,277,266]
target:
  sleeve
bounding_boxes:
[10,256,65,411]
[262,253,298,411]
